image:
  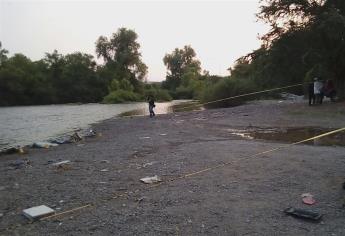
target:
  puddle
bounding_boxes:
[227,127,345,147]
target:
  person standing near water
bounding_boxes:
[313,77,323,104]
[308,81,315,106]
[148,96,156,118]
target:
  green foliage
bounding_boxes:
[0,43,108,106]
[102,89,141,103]
[143,83,172,102]
[225,0,345,98]
[163,45,201,90]
[201,78,258,108]
[108,79,119,91]
[95,28,147,82]
[119,79,134,91]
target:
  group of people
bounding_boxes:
[308,78,337,105]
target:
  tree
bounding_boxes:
[95,28,148,83]
[228,0,345,96]
[58,52,106,103]
[0,42,9,67]
[163,45,201,90]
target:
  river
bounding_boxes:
[0,100,200,151]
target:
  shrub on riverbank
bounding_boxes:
[144,88,172,102]
[201,78,257,108]
[102,90,141,103]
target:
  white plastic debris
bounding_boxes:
[140,175,162,184]
[32,142,58,149]
[139,136,151,139]
[23,205,55,220]
[100,169,109,172]
[52,160,71,167]
[143,162,155,167]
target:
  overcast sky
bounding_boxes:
[0,0,269,81]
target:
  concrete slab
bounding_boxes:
[23,205,55,220]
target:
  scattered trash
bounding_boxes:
[143,162,156,167]
[23,205,55,220]
[139,137,151,139]
[159,133,167,136]
[9,159,31,169]
[85,129,97,137]
[136,197,147,203]
[76,144,85,147]
[50,139,72,145]
[0,147,27,155]
[280,92,304,101]
[100,160,110,164]
[284,207,322,222]
[52,160,71,167]
[69,132,82,143]
[32,142,58,149]
[100,169,109,172]
[17,147,27,154]
[194,117,207,121]
[140,175,162,184]
[301,193,316,205]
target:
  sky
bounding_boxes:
[0,0,269,81]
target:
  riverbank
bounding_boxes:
[1,99,345,235]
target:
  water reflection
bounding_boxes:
[228,127,345,147]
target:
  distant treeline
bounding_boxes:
[0,28,172,106]
[1,0,344,107]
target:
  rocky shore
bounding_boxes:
[1,99,345,235]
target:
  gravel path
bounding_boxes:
[1,99,345,235]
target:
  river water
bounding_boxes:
[0,100,200,151]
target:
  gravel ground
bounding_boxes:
[1,99,345,235]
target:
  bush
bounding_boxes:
[175,86,194,99]
[201,78,257,108]
[102,89,141,103]
[144,88,172,102]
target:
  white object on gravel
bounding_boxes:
[140,175,162,184]
[52,160,71,166]
[23,205,55,220]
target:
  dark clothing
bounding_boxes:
[308,83,315,106]
[148,98,155,118]
[324,80,336,101]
